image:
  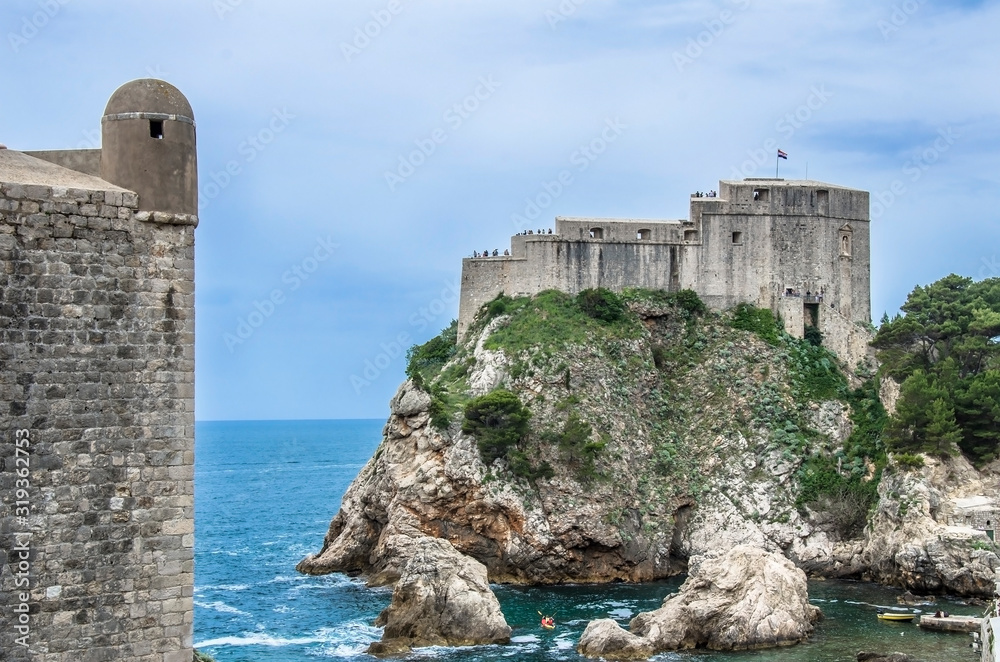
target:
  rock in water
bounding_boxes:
[367,536,511,655]
[578,546,821,658]
[856,653,923,662]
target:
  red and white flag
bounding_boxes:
[777,149,788,160]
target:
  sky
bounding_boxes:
[2,0,998,421]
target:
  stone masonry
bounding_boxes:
[459,178,872,367]
[1,80,196,662]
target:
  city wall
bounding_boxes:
[0,171,195,661]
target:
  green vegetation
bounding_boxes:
[804,324,823,347]
[550,412,606,482]
[577,287,627,323]
[194,651,216,662]
[730,302,781,345]
[480,289,643,355]
[619,287,706,316]
[462,389,532,463]
[795,378,887,538]
[874,274,1000,464]
[405,320,458,387]
[892,452,926,470]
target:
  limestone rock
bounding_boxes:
[368,536,510,654]
[578,546,820,658]
[856,653,923,662]
[860,455,1000,596]
[390,380,431,417]
[575,619,653,660]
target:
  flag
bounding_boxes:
[777,149,788,160]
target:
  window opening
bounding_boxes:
[150,120,164,139]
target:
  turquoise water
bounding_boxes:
[194,420,981,661]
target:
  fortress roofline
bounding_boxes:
[720,178,861,191]
[555,215,685,225]
[0,148,127,192]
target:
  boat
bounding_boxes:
[877,610,916,622]
[541,622,556,630]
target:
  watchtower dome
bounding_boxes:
[100,78,198,215]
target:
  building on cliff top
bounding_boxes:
[458,178,872,367]
[1,79,196,662]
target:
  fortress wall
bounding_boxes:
[458,238,681,338]
[819,303,874,368]
[0,182,195,662]
[555,217,684,243]
[691,213,775,312]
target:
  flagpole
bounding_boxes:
[775,152,779,178]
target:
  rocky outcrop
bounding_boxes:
[366,536,510,655]
[297,372,681,585]
[860,454,1000,595]
[577,546,821,658]
[856,653,923,662]
[298,298,1000,632]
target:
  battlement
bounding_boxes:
[459,178,872,367]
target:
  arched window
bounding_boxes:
[841,235,851,256]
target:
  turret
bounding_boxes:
[100,78,198,215]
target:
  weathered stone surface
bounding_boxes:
[390,380,432,417]
[0,115,195,660]
[368,536,510,654]
[860,454,1000,596]
[573,620,653,660]
[856,652,923,662]
[578,546,820,658]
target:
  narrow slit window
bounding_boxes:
[150,120,164,139]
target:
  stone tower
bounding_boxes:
[1,80,197,661]
[101,79,198,215]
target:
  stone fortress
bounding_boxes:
[459,179,873,367]
[1,80,196,661]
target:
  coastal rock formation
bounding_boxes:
[577,546,821,658]
[298,292,1000,634]
[367,536,510,655]
[861,454,1000,595]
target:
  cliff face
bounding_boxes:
[298,291,999,595]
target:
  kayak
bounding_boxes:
[541,623,556,630]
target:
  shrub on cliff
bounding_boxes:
[405,320,458,388]
[462,389,532,463]
[577,288,626,323]
[730,303,781,345]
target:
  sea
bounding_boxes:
[194,419,981,661]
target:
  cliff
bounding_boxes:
[298,289,999,598]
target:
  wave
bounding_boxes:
[193,633,327,648]
[195,621,382,653]
[194,600,251,616]
[195,584,250,592]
